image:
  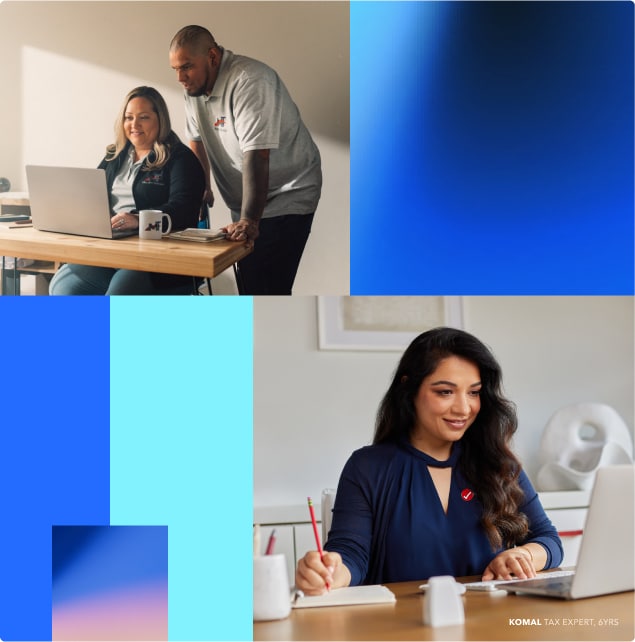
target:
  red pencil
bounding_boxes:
[307,496,330,590]
[265,528,277,555]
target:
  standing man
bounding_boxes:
[169,25,322,295]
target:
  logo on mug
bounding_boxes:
[145,222,161,231]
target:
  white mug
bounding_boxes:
[253,554,291,621]
[139,209,172,239]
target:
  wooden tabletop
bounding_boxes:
[0,192,30,206]
[0,225,251,278]
[254,579,634,641]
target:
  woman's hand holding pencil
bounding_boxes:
[295,550,346,595]
[295,497,352,595]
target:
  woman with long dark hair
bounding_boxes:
[296,327,563,594]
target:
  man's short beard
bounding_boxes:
[187,86,207,97]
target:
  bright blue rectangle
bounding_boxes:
[110,297,253,641]
[351,1,634,294]
[0,298,111,642]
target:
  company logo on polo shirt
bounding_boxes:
[214,116,226,129]
[141,171,164,185]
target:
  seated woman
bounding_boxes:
[296,327,563,594]
[49,86,205,295]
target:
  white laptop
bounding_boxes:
[500,465,634,599]
[26,165,136,239]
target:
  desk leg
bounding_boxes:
[13,258,19,295]
[1,256,20,296]
[193,277,213,295]
[233,263,244,295]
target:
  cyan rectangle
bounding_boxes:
[110,297,253,641]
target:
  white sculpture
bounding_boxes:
[536,403,633,491]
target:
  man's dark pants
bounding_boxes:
[236,213,314,295]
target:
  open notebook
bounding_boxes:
[292,585,396,608]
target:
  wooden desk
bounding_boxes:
[254,579,634,641]
[0,225,251,279]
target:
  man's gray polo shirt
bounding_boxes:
[184,48,322,221]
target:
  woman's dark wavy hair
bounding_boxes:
[374,327,528,550]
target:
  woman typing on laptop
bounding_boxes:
[296,328,563,594]
[49,86,204,295]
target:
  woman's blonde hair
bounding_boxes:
[105,86,179,170]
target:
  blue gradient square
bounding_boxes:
[52,525,168,640]
[351,1,634,294]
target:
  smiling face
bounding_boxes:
[123,96,159,153]
[411,355,482,459]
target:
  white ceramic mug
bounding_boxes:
[139,210,172,239]
[253,554,291,621]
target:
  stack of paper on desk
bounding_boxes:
[168,228,226,242]
[292,585,396,608]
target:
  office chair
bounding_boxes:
[321,488,337,545]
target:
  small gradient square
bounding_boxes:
[52,525,168,641]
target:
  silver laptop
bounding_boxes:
[501,465,634,599]
[26,165,136,239]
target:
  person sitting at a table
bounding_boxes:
[49,86,205,295]
[296,327,563,594]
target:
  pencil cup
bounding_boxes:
[253,554,291,621]
[139,210,172,239]
[423,575,465,627]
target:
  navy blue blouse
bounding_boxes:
[325,441,563,585]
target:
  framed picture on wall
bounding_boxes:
[317,296,464,351]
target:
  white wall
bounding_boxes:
[254,296,634,508]
[0,1,349,294]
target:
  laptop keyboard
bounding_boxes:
[463,569,575,591]
[112,228,137,239]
